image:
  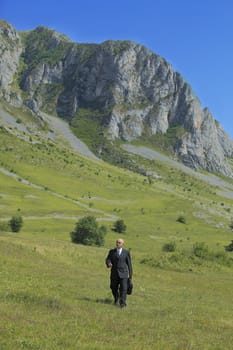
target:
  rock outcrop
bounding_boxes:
[0,20,22,104]
[0,20,233,177]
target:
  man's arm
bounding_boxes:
[105,250,113,268]
[127,251,133,279]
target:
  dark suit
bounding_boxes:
[106,248,132,307]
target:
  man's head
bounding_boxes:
[116,238,124,248]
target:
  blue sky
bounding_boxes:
[1,0,233,137]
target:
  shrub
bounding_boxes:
[162,241,176,252]
[192,242,209,259]
[113,219,127,233]
[141,242,233,272]
[176,216,186,224]
[225,240,233,252]
[210,250,231,266]
[9,216,23,232]
[70,216,106,246]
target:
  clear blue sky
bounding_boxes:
[1,0,233,137]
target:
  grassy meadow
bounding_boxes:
[1,122,233,349]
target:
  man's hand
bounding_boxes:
[107,263,112,268]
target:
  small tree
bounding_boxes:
[9,216,23,232]
[113,219,127,233]
[70,216,106,246]
[225,240,233,252]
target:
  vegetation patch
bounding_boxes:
[141,241,233,272]
[21,27,72,68]
[38,83,63,114]
[135,125,186,155]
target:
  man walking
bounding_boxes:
[105,238,133,308]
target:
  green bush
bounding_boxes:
[176,216,186,224]
[192,242,209,259]
[70,215,107,246]
[113,219,127,233]
[162,241,176,252]
[9,216,23,232]
[225,240,233,252]
[209,250,232,266]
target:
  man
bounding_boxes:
[105,238,133,308]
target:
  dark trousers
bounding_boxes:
[110,275,128,306]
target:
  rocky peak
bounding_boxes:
[0,21,233,177]
[0,20,19,41]
[32,25,72,46]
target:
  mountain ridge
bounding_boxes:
[0,19,233,177]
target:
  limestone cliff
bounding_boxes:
[0,20,233,177]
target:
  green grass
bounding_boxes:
[1,122,233,349]
[1,235,233,349]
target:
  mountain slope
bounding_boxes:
[1,94,233,349]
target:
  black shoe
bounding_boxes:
[120,303,126,308]
[114,298,119,305]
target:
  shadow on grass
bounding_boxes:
[80,296,113,305]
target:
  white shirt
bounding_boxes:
[117,248,122,255]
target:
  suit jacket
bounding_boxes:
[106,248,132,279]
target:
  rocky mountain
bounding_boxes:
[1,19,233,177]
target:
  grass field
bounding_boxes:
[1,122,233,349]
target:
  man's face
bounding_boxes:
[116,239,123,248]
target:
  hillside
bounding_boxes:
[1,98,233,348]
[1,19,233,177]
